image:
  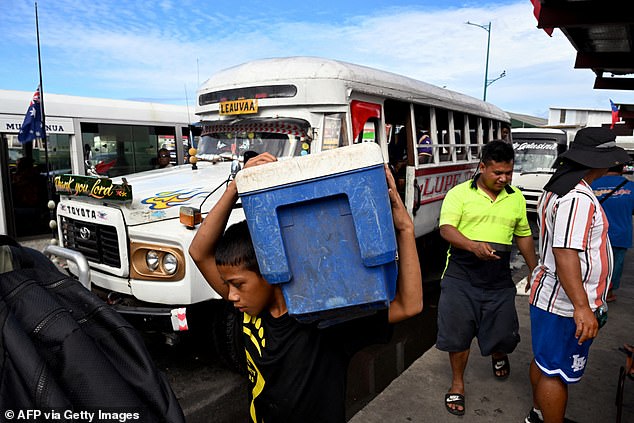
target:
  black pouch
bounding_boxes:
[595,304,608,328]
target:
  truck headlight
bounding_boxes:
[163,253,178,275]
[146,250,160,271]
[130,242,185,281]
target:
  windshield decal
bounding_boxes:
[141,188,209,210]
[54,174,132,201]
[513,142,558,151]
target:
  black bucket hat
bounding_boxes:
[544,127,630,196]
[559,127,630,168]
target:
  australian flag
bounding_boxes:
[17,86,46,144]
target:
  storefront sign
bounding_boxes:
[0,115,75,134]
[54,174,132,201]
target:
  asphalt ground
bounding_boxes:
[19,234,634,422]
[349,249,634,423]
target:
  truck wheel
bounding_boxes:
[211,301,246,375]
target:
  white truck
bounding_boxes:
[511,128,568,213]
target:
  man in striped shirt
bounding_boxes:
[526,127,630,423]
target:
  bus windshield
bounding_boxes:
[197,119,310,160]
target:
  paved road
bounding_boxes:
[350,251,634,423]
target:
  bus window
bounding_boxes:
[357,120,379,143]
[414,104,433,164]
[322,113,347,150]
[435,108,451,162]
[454,112,467,160]
[482,118,492,143]
[468,115,481,159]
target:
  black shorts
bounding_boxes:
[436,275,520,356]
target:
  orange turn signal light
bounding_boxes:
[180,206,201,229]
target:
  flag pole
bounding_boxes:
[34,1,57,242]
[35,2,50,186]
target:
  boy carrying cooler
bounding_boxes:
[189,152,423,423]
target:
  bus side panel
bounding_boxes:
[409,163,477,238]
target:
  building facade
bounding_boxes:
[0,89,196,239]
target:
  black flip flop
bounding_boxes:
[445,392,465,416]
[492,355,510,380]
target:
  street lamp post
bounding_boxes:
[466,21,504,102]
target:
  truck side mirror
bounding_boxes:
[231,159,241,177]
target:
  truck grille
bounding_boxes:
[520,189,542,213]
[60,216,121,268]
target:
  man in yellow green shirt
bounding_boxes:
[437,140,537,417]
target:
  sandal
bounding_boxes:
[445,392,465,416]
[492,355,510,380]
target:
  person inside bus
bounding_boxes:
[188,153,422,423]
[501,125,511,142]
[388,126,409,194]
[417,132,432,164]
[157,148,173,169]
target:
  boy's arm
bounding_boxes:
[189,153,277,299]
[188,181,238,299]
[385,166,423,323]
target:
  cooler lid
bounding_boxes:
[235,142,385,193]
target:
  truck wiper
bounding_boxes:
[520,170,555,175]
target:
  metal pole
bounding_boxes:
[483,22,491,102]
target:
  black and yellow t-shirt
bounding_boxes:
[243,309,391,423]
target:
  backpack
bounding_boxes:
[0,239,185,422]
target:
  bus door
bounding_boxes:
[382,99,415,206]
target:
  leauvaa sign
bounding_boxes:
[54,175,132,201]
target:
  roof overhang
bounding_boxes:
[531,0,634,91]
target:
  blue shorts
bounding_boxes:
[530,305,593,384]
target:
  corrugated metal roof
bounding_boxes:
[532,0,634,90]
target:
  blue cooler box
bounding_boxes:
[234,143,397,325]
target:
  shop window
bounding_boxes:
[81,123,176,176]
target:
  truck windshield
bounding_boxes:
[513,141,559,173]
[197,119,310,160]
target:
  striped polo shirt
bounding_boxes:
[529,180,612,317]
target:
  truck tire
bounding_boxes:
[211,301,246,375]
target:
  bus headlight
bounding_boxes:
[130,242,185,281]
[163,253,178,275]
